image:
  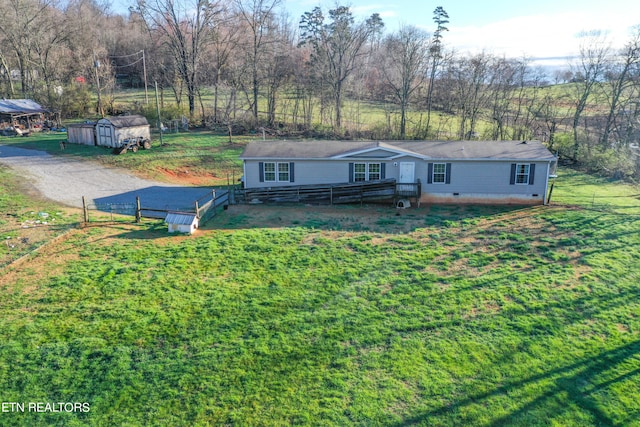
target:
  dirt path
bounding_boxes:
[0,144,215,211]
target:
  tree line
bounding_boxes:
[0,0,639,177]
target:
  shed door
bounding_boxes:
[97,124,114,147]
[398,162,415,194]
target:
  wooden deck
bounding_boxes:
[239,179,421,205]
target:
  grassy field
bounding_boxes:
[0,164,79,268]
[1,164,639,425]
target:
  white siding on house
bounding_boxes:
[420,160,550,204]
[245,160,343,187]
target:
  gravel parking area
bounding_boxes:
[0,144,214,211]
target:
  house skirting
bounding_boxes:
[420,192,544,205]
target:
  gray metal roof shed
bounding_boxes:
[95,115,151,148]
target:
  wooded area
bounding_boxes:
[0,0,639,177]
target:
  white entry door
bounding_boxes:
[398,162,415,194]
[399,162,415,183]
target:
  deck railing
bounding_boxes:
[239,178,423,205]
[396,179,421,198]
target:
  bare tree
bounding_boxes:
[0,0,61,98]
[0,50,14,97]
[379,25,430,139]
[205,10,240,124]
[600,26,640,147]
[134,0,221,119]
[263,17,296,127]
[448,52,495,139]
[299,5,381,130]
[232,0,282,124]
[570,30,610,160]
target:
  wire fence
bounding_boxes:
[550,193,640,215]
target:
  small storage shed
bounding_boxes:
[95,115,150,148]
[66,122,96,145]
[165,212,199,234]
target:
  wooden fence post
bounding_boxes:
[82,196,89,223]
[135,196,141,223]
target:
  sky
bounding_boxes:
[283,0,640,68]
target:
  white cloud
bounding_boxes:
[444,12,639,60]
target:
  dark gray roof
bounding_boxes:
[241,140,379,159]
[241,140,556,161]
[392,140,556,160]
[99,115,149,128]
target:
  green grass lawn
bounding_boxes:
[0,165,78,268]
[0,169,639,426]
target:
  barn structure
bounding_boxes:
[66,122,96,145]
[240,139,558,205]
[95,115,150,148]
[0,99,48,134]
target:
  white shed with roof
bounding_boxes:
[165,212,199,234]
[95,115,150,148]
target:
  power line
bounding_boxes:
[109,50,144,59]
[107,50,149,104]
[112,56,145,68]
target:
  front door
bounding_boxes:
[398,162,415,195]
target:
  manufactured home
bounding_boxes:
[240,140,558,205]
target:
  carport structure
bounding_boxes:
[0,99,49,134]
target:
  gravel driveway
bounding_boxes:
[0,144,215,212]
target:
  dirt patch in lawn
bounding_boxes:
[208,203,429,234]
[154,167,221,186]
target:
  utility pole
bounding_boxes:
[142,50,149,105]
[155,81,163,145]
[93,52,104,118]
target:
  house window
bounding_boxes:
[263,162,276,182]
[353,162,381,182]
[432,163,446,183]
[262,162,291,182]
[354,163,366,182]
[515,163,530,184]
[278,162,290,182]
[427,162,451,184]
[368,163,381,180]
